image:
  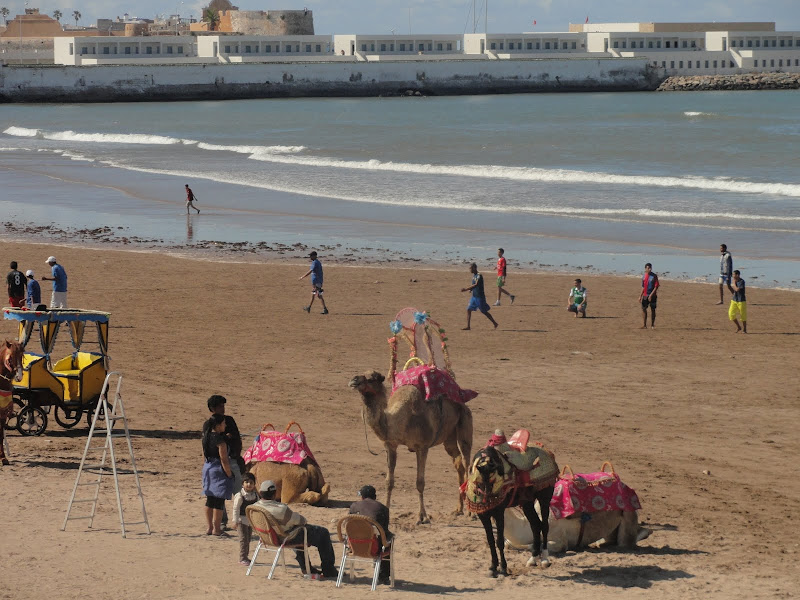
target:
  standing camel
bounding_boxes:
[349,370,472,524]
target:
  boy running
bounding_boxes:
[299,251,328,314]
[494,248,516,306]
[461,263,498,330]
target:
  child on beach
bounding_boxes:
[567,278,587,317]
[232,472,259,565]
[494,248,516,306]
[299,251,329,314]
[461,263,498,330]
[729,270,747,334]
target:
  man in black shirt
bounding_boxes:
[7,261,26,308]
[349,484,392,584]
[207,394,243,528]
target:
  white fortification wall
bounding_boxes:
[0,57,657,102]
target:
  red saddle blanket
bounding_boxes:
[242,422,318,467]
[550,463,641,519]
[392,364,477,404]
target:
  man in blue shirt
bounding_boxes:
[41,256,68,308]
[25,270,42,309]
[299,251,329,315]
[460,262,498,330]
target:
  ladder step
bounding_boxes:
[108,416,126,421]
[66,515,95,520]
[82,464,107,469]
[76,482,101,487]
[70,499,97,504]
[123,521,147,525]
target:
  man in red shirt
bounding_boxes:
[185,184,200,214]
[493,248,516,306]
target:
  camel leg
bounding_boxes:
[495,508,508,575]
[295,490,323,505]
[415,447,430,524]
[479,512,499,576]
[444,440,466,515]
[521,500,543,566]
[385,444,397,509]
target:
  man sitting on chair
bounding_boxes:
[349,484,392,585]
[256,480,338,578]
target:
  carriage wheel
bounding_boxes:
[16,406,48,437]
[86,401,115,430]
[55,406,84,429]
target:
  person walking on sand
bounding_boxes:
[461,262,498,330]
[185,184,200,214]
[639,263,659,329]
[41,256,68,309]
[567,278,587,318]
[493,248,516,306]
[25,270,41,309]
[207,394,242,530]
[6,261,26,308]
[729,270,747,334]
[717,244,733,305]
[299,251,328,315]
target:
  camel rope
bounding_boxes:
[361,406,380,456]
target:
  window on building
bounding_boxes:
[427,43,432,51]
[447,43,452,50]
[419,43,425,51]
[729,61,734,67]
[499,42,504,50]
[286,45,292,53]
[665,41,670,48]
[613,41,619,49]
[265,45,271,52]
[670,61,675,68]
[762,60,766,67]
[771,59,775,67]
[379,43,385,51]
[571,41,576,49]
[491,42,496,50]
[399,44,405,51]
[295,45,300,52]
[788,40,793,47]
[696,61,701,68]
[679,61,683,68]
[705,60,709,68]
[562,42,568,49]
[657,40,661,48]
[225,45,231,53]
[527,42,533,50]
[682,41,687,48]
[756,40,761,47]
[103,47,109,55]
[124,46,130,55]
[436,43,442,51]
[622,41,627,48]
[648,41,653,48]
[747,40,752,47]
[772,40,776,47]
[389,44,394,51]
[157,47,161,54]
[796,59,799,66]
[146,46,152,54]
[661,61,666,67]
[135,47,139,54]
[713,60,717,68]
[69,43,74,55]
[535,42,540,49]
[779,59,783,67]
[691,40,696,48]
[316,44,321,52]
[370,44,375,51]
[545,42,550,49]
[167,46,174,54]
[780,39,785,47]
[731,40,736,47]
[178,46,183,54]
[361,44,367,51]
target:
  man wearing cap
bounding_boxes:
[349,484,392,584]
[298,251,329,315]
[255,479,338,577]
[25,270,41,310]
[6,261,26,308]
[207,395,242,529]
[41,256,68,309]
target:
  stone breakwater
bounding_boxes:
[657,72,800,91]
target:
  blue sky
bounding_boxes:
[14,0,800,33]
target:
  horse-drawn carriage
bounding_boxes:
[2,308,110,436]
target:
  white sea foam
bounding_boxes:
[684,111,716,117]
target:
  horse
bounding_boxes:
[0,340,25,466]
[465,445,555,577]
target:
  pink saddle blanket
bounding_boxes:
[550,464,641,519]
[243,425,318,467]
[392,364,478,405]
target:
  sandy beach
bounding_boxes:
[0,240,798,600]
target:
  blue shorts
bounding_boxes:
[719,275,731,285]
[467,297,491,314]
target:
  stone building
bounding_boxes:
[0,8,67,38]
[190,9,313,35]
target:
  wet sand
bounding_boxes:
[0,240,798,599]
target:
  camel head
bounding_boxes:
[348,371,386,403]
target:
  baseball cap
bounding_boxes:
[45,256,56,264]
[25,270,34,277]
[358,485,376,499]
[259,480,277,493]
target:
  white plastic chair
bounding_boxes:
[335,515,395,591]
[245,504,311,579]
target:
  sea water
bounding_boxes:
[0,91,798,288]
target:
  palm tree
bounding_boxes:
[53,9,62,23]
[1,7,10,26]
[203,8,219,31]
[72,10,81,27]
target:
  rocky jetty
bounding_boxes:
[657,72,800,91]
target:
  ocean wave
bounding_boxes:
[684,111,716,117]
[94,157,800,229]
[3,126,305,154]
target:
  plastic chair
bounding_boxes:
[335,515,395,590]
[245,504,311,579]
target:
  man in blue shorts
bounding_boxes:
[717,244,733,305]
[461,263,498,330]
[299,251,329,315]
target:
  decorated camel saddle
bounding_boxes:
[550,462,641,519]
[463,429,559,512]
[387,307,477,404]
[243,421,319,467]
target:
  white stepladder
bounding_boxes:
[62,372,150,538]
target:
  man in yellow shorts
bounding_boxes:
[729,270,747,334]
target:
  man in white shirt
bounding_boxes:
[255,480,338,577]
